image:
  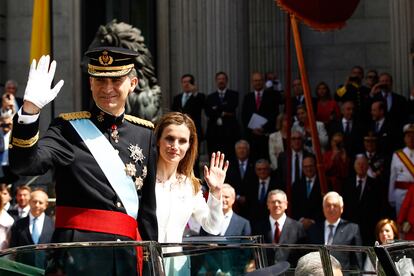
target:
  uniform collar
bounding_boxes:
[91,104,125,129]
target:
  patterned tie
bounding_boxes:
[327,224,334,245]
[32,217,40,244]
[274,221,281,243]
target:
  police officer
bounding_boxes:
[9,47,157,274]
[389,123,414,215]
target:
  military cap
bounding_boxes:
[85,46,138,77]
[403,123,414,134]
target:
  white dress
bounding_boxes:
[156,176,223,275]
[0,211,14,249]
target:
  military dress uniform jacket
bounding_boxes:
[9,105,158,242]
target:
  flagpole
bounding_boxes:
[290,14,328,195]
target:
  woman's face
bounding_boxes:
[158,124,191,166]
[317,84,328,98]
[379,223,395,244]
[0,189,10,207]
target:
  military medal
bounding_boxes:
[135,177,144,190]
[111,124,119,143]
[125,162,137,176]
[97,111,105,122]
[128,144,145,163]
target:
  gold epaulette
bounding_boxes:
[59,111,92,121]
[124,114,154,129]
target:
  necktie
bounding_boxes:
[259,182,266,203]
[375,122,380,133]
[356,179,363,200]
[345,121,350,134]
[274,221,281,243]
[294,153,300,183]
[255,92,261,110]
[306,179,312,198]
[327,224,334,245]
[182,93,190,107]
[239,161,245,179]
[32,217,40,244]
[219,92,225,102]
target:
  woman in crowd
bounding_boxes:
[268,113,288,171]
[323,132,349,193]
[0,188,14,249]
[315,81,340,128]
[0,183,12,211]
[154,112,228,275]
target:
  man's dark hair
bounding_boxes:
[215,71,228,80]
[181,74,195,85]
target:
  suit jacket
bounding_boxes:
[225,158,256,197]
[328,118,364,157]
[205,89,240,156]
[172,92,206,140]
[307,219,363,270]
[200,212,251,236]
[370,117,401,156]
[291,176,324,223]
[10,215,54,267]
[253,216,306,265]
[342,176,381,245]
[372,92,408,131]
[276,150,313,189]
[289,96,317,117]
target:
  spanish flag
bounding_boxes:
[30,0,51,61]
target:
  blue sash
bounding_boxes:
[70,119,138,219]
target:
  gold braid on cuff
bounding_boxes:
[11,132,39,148]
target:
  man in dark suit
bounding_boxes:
[171,73,205,176]
[10,190,54,268]
[171,73,205,142]
[200,184,251,236]
[307,191,363,270]
[241,72,280,161]
[253,189,306,265]
[292,155,324,228]
[245,159,279,228]
[342,155,382,246]
[328,100,364,158]
[288,78,317,118]
[8,185,31,220]
[205,72,240,159]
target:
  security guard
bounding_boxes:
[389,123,414,215]
[9,47,157,275]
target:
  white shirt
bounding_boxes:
[29,212,45,237]
[269,213,287,242]
[324,218,341,245]
[220,210,233,236]
[18,205,30,218]
[375,117,385,132]
[0,211,14,249]
[342,118,352,132]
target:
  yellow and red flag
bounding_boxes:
[30,0,51,61]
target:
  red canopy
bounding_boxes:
[276,0,361,31]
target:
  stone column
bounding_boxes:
[390,0,413,96]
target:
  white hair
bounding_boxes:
[295,252,342,276]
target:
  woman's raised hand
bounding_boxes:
[203,151,229,198]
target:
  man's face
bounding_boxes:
[251,73,264,91]
[378,74,392,92]
[371,102,384,121]
[350,67,363,82]
[291,133,304,152]
[323,195,343,223]
[364,139,377,153]
[181,76,194,93]
[90,75,137,116]
[16,189,30,208]
[303,157,316,178]
[293,79,303,96]
[5,83,17,95]
[267,193,288,219]
[354,158,368,177]
[255,162,270,180]
[216,74,228,91]
[404,132,414,149]
[0,117,12,133]
[222,188,235,214]
[235,143,249,160]
[296,108,307,124]
[29,191,48,218]
[341,102,354,120]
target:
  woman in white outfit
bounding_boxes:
[0,190,14,249]
[154,112,228,275]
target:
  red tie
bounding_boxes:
[255,92,261,110]
[274,221,281,243]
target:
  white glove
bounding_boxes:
[24,55,64,109]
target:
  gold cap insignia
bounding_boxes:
[98,50,114,66]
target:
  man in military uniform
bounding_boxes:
[389,124,414,215]
[9,47,157,274]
